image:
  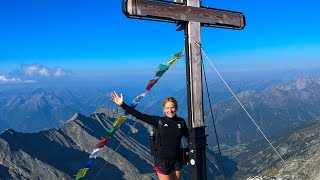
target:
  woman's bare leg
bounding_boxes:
[157,172,171,180]
[170,170,182,180]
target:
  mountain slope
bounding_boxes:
[206,77,320,146]
[224,119,320,180]
[0,111,156,180]
[0,108,229,180]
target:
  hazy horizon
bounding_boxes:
[1,0,320,87]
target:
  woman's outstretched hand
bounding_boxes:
[110,91,123,106]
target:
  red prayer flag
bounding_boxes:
[96,137,110,148]
[145,79,159,92]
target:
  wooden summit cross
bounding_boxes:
[122,0,245,179]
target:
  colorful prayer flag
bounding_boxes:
[146,79,159,92]
[168,51,183,65]
[104,127,118,138]
[129,92,147,109]
[89,148,102,159]
[96,137,111,148]
[155,64,170,77]
[84,159,95,168]
[75,168,89,180]
[113,115,127,128]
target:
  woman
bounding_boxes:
[110,91,188,180]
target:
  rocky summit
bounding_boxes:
[0,110,157,180]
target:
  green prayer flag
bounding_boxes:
[104,127,118,137]
[155,64,170,77]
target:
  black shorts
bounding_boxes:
[153,157,183,175]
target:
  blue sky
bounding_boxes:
[1,0,320,85]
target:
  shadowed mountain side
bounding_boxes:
[0,111,157,179]
[206,148,238,180]
[0,129,124,179]
[63,112,156,179]
[90,113,155,172]
[0,164,13,180]
[223,119,320,179]
[83,158,126,180]
[205,77,320,146]
[0,108,231,180]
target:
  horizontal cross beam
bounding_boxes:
[123,0,245,29]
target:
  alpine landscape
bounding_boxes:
[1,77,320,179]
[1,0,320,179]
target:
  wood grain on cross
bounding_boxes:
[124,0,245,29]
[122,1,245,179]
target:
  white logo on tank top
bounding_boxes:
[177,124,181,129]
[164,124,168,127]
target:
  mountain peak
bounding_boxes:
[295,76,319,89]
[277,77,320,90]
[237,89,255,98]
[68,112,87,122]
[0,129,15,136]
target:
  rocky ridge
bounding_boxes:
[0,110,156,180]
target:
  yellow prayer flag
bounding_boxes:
[76,168,89,179]
[167,51,183,65]
[113,115,127,128]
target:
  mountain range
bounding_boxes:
[1,107,320,179]
[0,87,116,132]
[0,111,156,179]
[0,108,228,179]
[1,77,320,179]
[205,77,320,146]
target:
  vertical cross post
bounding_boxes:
[185,0,203,128]
[184,0,207,179]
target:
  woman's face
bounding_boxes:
[163,101,177,118]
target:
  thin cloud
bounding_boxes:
[23,80,39,83]
[0,75,22,83]
[53,67,67,77]
[0,64,71,84]
[22,64,71,77]
[0,75,39,84]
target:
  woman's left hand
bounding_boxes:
[110,91,123,106]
